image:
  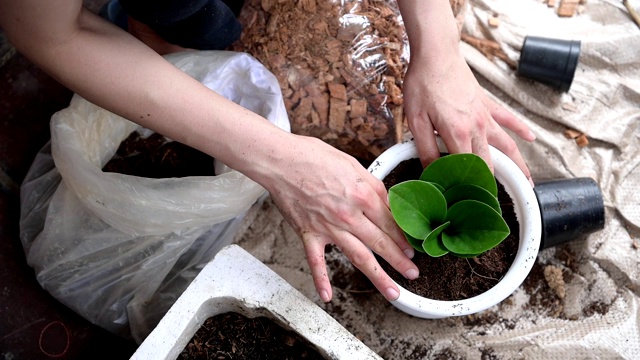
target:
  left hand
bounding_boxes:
[402,47,536,184]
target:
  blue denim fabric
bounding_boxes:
[106,0,245,50]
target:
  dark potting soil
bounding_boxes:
[178,312,326,360]
[379,158,519,301]
[102,131,216,178]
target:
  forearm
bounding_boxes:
[0,2,289,187]
[396,0,461,63]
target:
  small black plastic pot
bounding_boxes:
[517,36,581,92]
[533,177,605,250]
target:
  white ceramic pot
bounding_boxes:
[368,139,542,318]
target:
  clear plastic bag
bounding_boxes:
[230,0,466,162]
[19,50,290,342]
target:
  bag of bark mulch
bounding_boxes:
[230,0,466,162]
[18,51,290,343]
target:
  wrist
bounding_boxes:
[223,126,301,192]
[398,0,461,61]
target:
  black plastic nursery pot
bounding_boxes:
[534,177,605,250]
[517,36,581,92]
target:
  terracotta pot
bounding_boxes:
[368,139,542,318]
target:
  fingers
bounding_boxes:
[334,231,406,301]
[343,180,419,296]
[347,189,419,295]
[409,96,534,182]
[365,181,416,259]
[433,109,495,173]
[487,98,536,143]
[484,98,534,185]
[470,128,493,173]
[407,115,441,168]
[487,121,534,186]
[301,232,333,302]
[303,228,408,302]
[356,215,418,277]
[301,182,419,303]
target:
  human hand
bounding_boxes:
[263,136,419,302]
[402,48,536,185]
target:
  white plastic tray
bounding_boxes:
[131,244,381,360]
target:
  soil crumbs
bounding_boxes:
[178,312,325,360]
[102,131,216,178]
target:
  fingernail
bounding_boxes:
[528,176,535,188]
[528,130,536,141]
[405,268,419,280]
[385,287,400,301]
[403,248,415,259]
[320,290,330,302]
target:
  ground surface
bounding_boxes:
[2,0,638,359]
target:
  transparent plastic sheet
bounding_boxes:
[231,0,465,162]
[18,50,290,343]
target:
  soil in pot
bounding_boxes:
[178,312,326,360]
[378,158,519,301]
[102,131,216,178]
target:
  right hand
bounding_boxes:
[263,136,420,303]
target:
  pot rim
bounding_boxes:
[368,139,541,318]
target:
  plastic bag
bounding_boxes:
[230,0,466,162]
[19,50,290,342]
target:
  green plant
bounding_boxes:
[388,153,510,257]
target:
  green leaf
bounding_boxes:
[451,252,484,258]
[441,200,510,255]
[389,180,447,239]
[426,181,446,194]
[403,231,426,253]
[419,153,497,196]
[423,222,450,257]
[443,184,501,214]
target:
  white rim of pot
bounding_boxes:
[368,139,542,318]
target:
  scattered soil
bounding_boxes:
[378,158,519,301]
[102,131,216,178]
[178,312,325,360]
[522,261,565,318]
[582,301,610,317]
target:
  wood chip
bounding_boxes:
[576,134,589,147]
[311,94,329,126]
[548,0,556,7]
[327,82,348,101]
[231,0,466,160]
[562,102,578,112]
[461,33,517,69]
[392,106,405,143]
[564,128,582,139]
[558,0,579,17]
[488,16,500,28]
[329,99,348,131]
[349,99,368,118]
